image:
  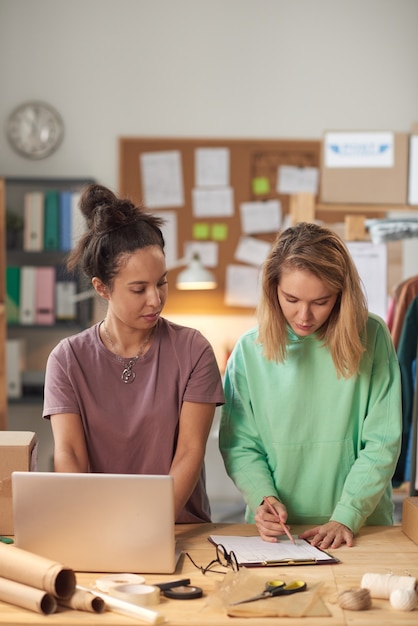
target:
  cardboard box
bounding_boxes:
[0,431,37,534]
[402,497,418,544]
[320,130,409,204]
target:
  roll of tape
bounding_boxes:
[109,584,160,607]
[163,585,203,600]
[95,574,146,593]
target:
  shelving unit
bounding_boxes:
[315,202,417,225]
[0,179,6,429]
[2,176,94,413]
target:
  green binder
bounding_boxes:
[43,189,60,250]
[6,266,20,324]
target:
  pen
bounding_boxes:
[263,497,296,544]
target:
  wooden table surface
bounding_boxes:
[0,523,417,625]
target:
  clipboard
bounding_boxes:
[208,535,340,567]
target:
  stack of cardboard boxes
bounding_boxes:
[320,125,417,206]
[402,497,418,544]
[0,432,37,535]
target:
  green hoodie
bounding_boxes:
[219,314,402,533]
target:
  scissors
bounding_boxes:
[230,579,307,605]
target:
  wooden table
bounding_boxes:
[0,523,417,624]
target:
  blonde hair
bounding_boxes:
[257,222,368,379]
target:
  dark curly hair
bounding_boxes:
[67,184,165,288]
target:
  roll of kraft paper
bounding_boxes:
[59,588,106,613]
[109,583,160,606]
[0,543,75,599]
[0,576,57,615]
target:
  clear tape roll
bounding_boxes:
[95,574,145,593]
[109,584,160,607]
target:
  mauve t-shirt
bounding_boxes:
[43,318,225,523]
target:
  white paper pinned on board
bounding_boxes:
[195,147,230,187]
[140,151,184,208]
[153,210,178,268]
[408,136,418,204]
[225,264,261,308]
[192,187,234,218]
[234,236,271,267]
[277,165,319,194]
[183,241,218,267]
[346,241,387,319]
[240,200,281,234]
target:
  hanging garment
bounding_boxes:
[395,295,418,484]
[390,275,418,351]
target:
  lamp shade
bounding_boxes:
[176,254,217,290]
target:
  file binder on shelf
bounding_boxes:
[23,191,44,251]
[6,266,20,324]
[6,339,25,399]
[19,266,36,325]
[43,190,60,250]
[35,267,55,325]
[59,190,73,251]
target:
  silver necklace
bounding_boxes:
[102,320,153,384]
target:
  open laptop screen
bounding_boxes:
[12,471,177,573]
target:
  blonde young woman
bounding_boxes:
[220,222,402,548]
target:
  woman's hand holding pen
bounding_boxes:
[255,497,294,543]
[256,500,354,549]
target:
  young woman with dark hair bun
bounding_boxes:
[43,184,224,523]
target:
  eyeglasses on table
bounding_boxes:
[185,543,240,575]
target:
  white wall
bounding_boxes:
[1,0,417,189]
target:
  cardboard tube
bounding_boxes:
[59,588,106,613]
[0,576,57,615]
[77,585,166,624]
[0,543,75,598]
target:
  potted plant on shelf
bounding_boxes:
[6,211,24,249]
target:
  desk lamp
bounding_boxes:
[174,253,217,291]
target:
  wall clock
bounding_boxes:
[6,100,65,159]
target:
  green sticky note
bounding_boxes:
[193,223,210,239]
[252,176,270,195]
[211,223,228,241]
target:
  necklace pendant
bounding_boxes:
[121,359,137,384]
[102,320,152,384]
[121,367,136,384]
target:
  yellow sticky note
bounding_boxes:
[193,223,210,239]
[211,224,228,241]
[252,176,270,195]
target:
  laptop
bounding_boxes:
[12,471,178,573]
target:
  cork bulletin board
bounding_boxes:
[118,137,320,315]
